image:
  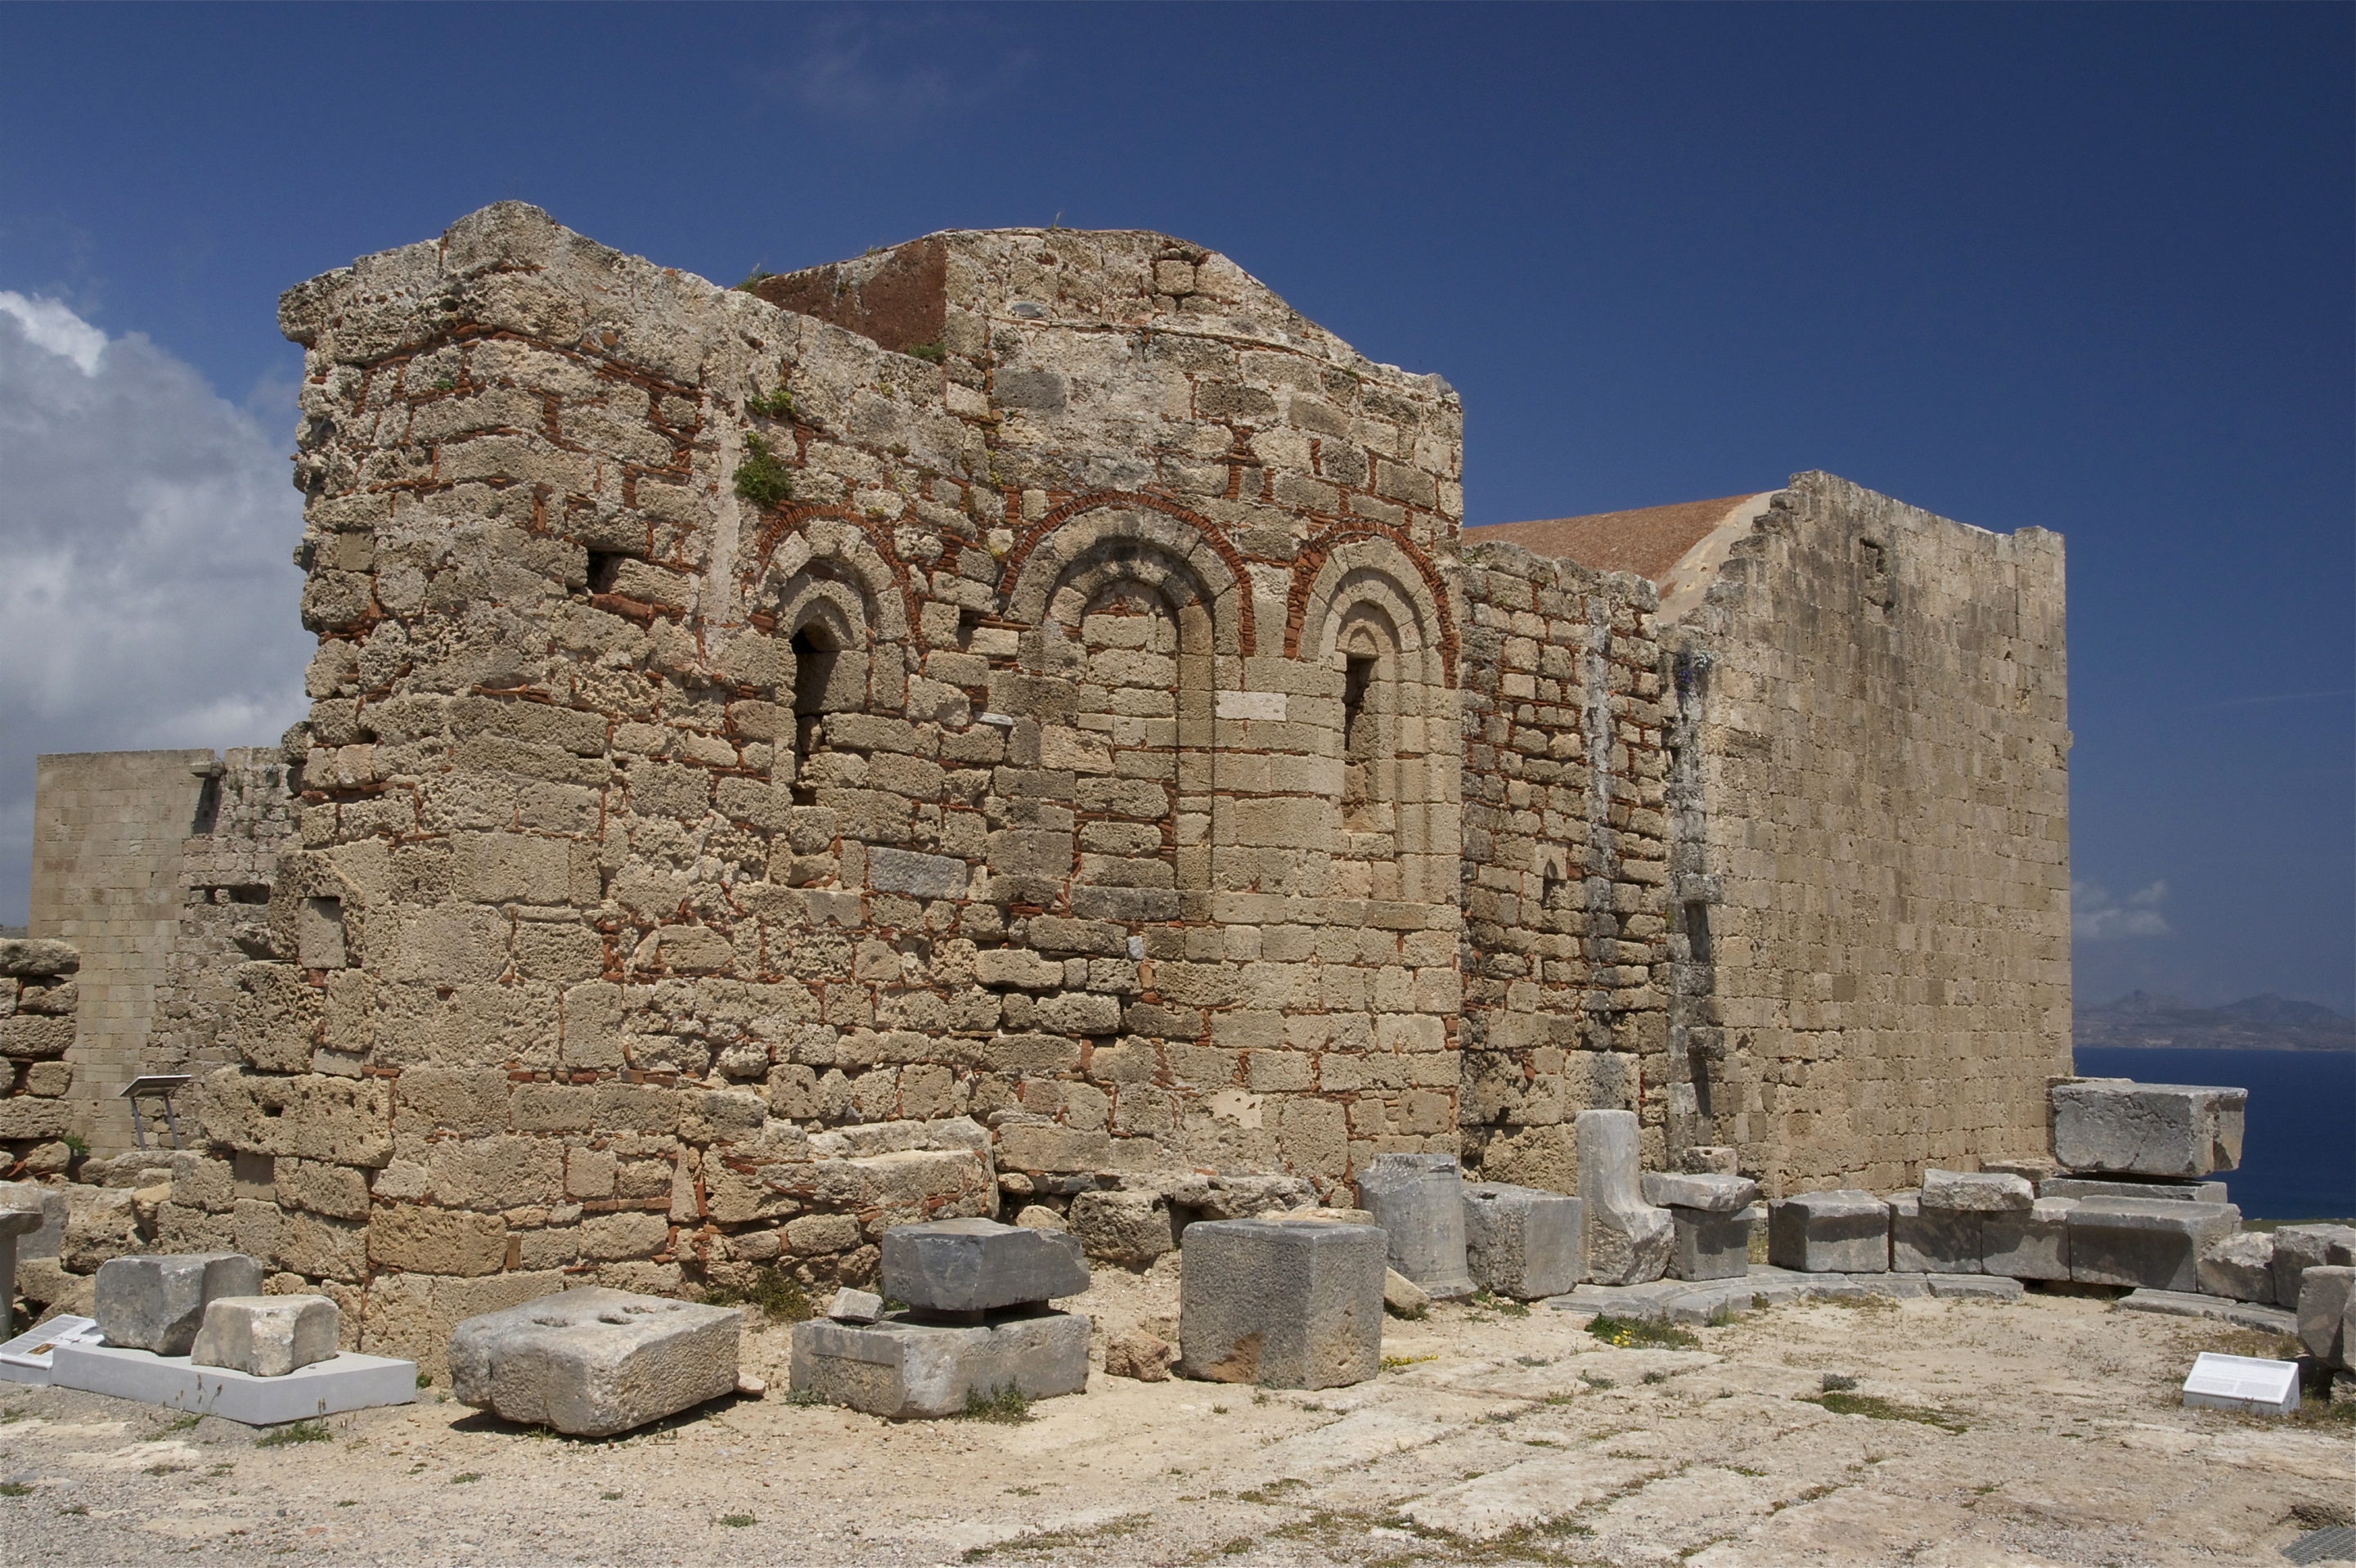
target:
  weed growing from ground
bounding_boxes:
[452,1471,483,1485]
[958,1386,1032,1424]
[1587,1314,1700,1350]
[1801,1391,1964,1433]
[700,1267,811,1323]
[719,1513,755,1527]
[1821,1373,1859,1392]
[142,1413,201,1439]
[0,1481,34,1497]
[254,1420,330,1448]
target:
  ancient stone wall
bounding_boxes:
[1660,473,2070,1195]
[1454,545,1671,1193]
[1,938,82,1170]
[169,204,1465,1367]
[29,749,220,1156]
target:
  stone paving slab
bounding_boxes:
[1545,1265,2026,1323]
[2115,1287,2297,1336]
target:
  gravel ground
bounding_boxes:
[0,1269,2348,1567]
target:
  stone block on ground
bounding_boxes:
[2272,1224,2356,1310]
[1925,1274,2026,1301]
[1920,1170,2034,1212]
[2067,1200,2241,1293]
[2117,1287,2297,1337]
[789,1309,1090,1417]
[879,1218,1089,1314]
[1103,1328,1174,1382]
[94,1253,264,1356]
[190,1295,339,1377]
[1889,1193,1983,1274]
[1176,1217,1383,1389]
[1576,1109,1673,1286]
[1642,1172,1758,1213]
[1981,1197,2073,1281]
[2196,1232,2279,1303]
[2051,1081,2245,1178]
[1383,1268,1431,1317]
[1767,1191,1890,1274]
[827,1288,882,1324]
[1981,1157,2059,1184]
[1461,1183,1583,1300]
[447,1287,741,1437]
[1,1183,71,1260]
[1065,1190,1175,1267]
[1669,1203,1760,1282]
[1355,1153,1474,1299]
[2297,1266,2355,1369]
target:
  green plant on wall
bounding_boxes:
[734,434,794,510]
[903,342,946,365]
[745,383,795,420]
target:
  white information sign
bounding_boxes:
[2181,1351,2300,1416]
[0,1314,105,1369]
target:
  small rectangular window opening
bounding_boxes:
[1342,654,1376,760]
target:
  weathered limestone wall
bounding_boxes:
[1,939,82,1170]
[29,750,219,1156]
[171,204,1465,1366]
[1455,545,1671,1192]
[1661,473,2070,1194]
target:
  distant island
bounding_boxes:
[2075,991,2355,1052]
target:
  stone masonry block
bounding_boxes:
[2196,1232,2280,1303]
[1064,1191,1175,1268]
[1576,1109,1672,1285]
[1919,1170,2034,1212]
[1768,1191,1889,1274]
[1669,1203,1759,1282]
[94,1252,265,1356]
[788,1309,1090,1418]
[1461,1183,1583,1300]
[1641,1171,1759,1214]
[1177,1218,1384,1389]
[2051,1081,2246,1179]
[2067,1200,2241,1292]
[448,1287,741,1437]
[1356,1153,1475,1299]
[191,1294,340,1377]
[1888,1193,1982,1274]
[879,1218,1089,1314]
[2270,1224,2356,1310]
[2296,1266,2354,1370]
[1981,1197,2072,1281]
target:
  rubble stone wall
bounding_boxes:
[1454,544,1671,1193]
[1660,473,2070,1195]
[171,204,1465,1367]
[1,939,83,1168]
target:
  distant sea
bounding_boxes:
[2075,1047,2355,1221]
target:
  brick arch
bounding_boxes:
[1000,492,1254,658]
[740,506,915,644]
[1288,526,1457,686]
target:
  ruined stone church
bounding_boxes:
[4,204,2070,1363]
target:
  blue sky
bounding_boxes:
[1,3,2348,1013]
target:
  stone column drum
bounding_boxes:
[1356,1154,1476,1300]
[1576,1110,1673,1285]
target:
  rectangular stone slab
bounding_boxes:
[447,1287,740,1437]
[1981,1197,2072,1281]
[879,1218,1089,1314]
[1919,1170,2033,1212]
[1177,1218,1384,1390]
[2040,1176,2228,1205]
[1888,1194,1983,1274]
[788,1310,1089,1418]
[1668,1204,1758,1282]
[94,1253,263,1356]
[1767,1191,1889,1274]
[52,1344,415,1424]
[2067,1200,2241,1292]
[1642,1172,1759,1214]
[2051,1081,2245,1178]
[1461,1183,1582,1300]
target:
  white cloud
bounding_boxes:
[2072,878,2173,941]
[0,290,107,374]
[0,297,311,925]
[758,12,1034,125]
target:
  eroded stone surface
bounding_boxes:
[1462,1182,1583,1300]
[93,1252,263,1356]
[1576,1111,1671,1286]
[2051,1081,2246,1178]
[191,1293,340,1377]
[788,1310,1088,1417]
[1176,1218,1383,1389]
[1767,1192,1888,1274]
[1919,1170,2033,1213]
[1355,1155,1474,1300]
[2067,1201,2241,1293]
[880,1218,1089,1313]
[447,1287,740,1436]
